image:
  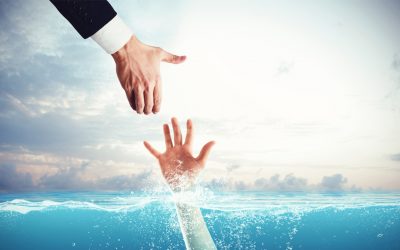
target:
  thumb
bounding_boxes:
[160,49,186,64]
[196,141,216,166]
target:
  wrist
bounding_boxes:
[111,36,145,63]
[111,37,130,62]
[170,181,195,193]
[167,173,197,193]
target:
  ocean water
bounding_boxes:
[0,192,399,250]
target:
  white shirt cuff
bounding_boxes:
[91,15,132,54]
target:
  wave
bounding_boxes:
[1,192,399,214]
[0,197,159,214]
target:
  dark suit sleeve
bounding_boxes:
[50,0,117,39]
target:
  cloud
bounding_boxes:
[226,164,240,172]
[0,111,95,153]
[253,174,308,191]
[0,147,159,193]
[202,173,356,192]
[0,91,165,161]
[0,164,35,192]
[318,174,347,192]
[0,160,365,193]
[95,171,156,191]
[389,153,400,161]
[275,61,294,76]
[0,162,157,192]
[38,162,92,190]
[39,162,156,191]
[392,54,400,71]
[203,173,308,192]
[0,1,65,73]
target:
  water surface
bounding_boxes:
[1,192,399,249]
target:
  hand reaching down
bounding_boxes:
[144,117,215,191]
[112,36,186,115]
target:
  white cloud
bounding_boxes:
[201,173,361,192]
[4,93,36,117]
[318,174,347,192]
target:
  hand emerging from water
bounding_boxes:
[112,36,186,115]
[144,118,215,191]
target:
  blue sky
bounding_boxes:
[0,0,400,192]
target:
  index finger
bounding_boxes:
[126,88,136,111]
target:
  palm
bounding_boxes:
[144,118,215,189]
[159,145,198,180]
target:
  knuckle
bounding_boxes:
[154,47,162,54]
[143,80,155,92]
[133,82,141,91]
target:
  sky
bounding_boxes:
[0,0,400,192]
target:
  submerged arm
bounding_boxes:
[175,199,216,250]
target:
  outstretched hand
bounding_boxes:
[112,36,186,115]
[144,118,215,191]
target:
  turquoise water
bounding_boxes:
[0,192,399,249]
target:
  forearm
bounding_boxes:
[175,201,216,250]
